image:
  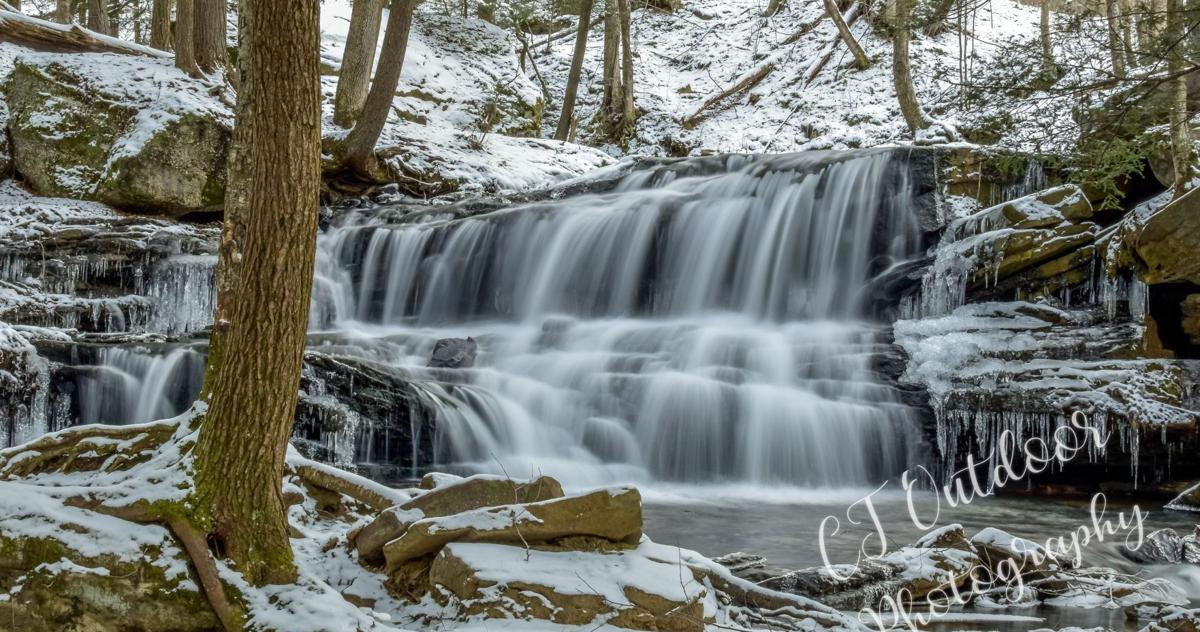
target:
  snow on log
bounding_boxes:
[0,9,170,57]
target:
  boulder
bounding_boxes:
[383,487,643,571]
[970,527,1063,574]
[0,98,10,177]
[427,336,478,368]
[355,474,564,563]
[1141,607,1200,632]
[1182,296,1200,345]
[3,55,232,217]
[1133,187,1200,285]
[429,542,707,632]
[959,223,1098,292]
[951,185,1093,238]
[1122,528,1200,565]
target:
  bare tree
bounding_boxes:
[1040,0,1056,83]
[87,0,110,33]
[1106,0,1127,78]
[192,0,322,587]
[56,0,71,23]
[599,0,635,144]
[195,0,227,74]
[1165,0,1193,197]
[555,0,594,141]
[150,0,172,50]
[334,0,385,127]
[892,0,929,134]
[824,0,871,69]
[341,0,417,177]
[175,0,201,76]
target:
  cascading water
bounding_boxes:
[76,347,206,425]
[312,151,929,487]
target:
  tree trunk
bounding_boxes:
[1166,0,1192,198]
[920,0,956,36]
[192,0,321,588]
[892,0,928,135]
[554,0,593,141]
[824,0,870,69]
[194,0,227,74]
[599,0,630,143]
[1039,0,1056,82]
[617,0,635,133]
[87,0,110,33]
[763,0,785,17]
[150,0,172,50]
[334,0,385,127]
[1120,0,1136,67]
[1105,0,1127,78]
[341,0,416,176]
[56,0,71,23]
[175,0,201,76]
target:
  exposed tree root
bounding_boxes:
[167,514,242,631]
[295,462,399,511]
[0,422,175,479]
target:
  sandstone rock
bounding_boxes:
[1141,606,1200,632]
[952,185,1092,238]
[971,527,1063,574]
[1181,296,1200,345]
[383,487,642,571]
[1133,187,1200,285]
[419,472,464,489]
[355,474,564,564]
[3,56,231,217]
[961,223,1098,292]
[427,336,478,368]
[429,542,707,632]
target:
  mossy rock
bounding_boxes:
[3,58,230,217]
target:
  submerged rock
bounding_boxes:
[427,336,478,368]
[3,54,232,216]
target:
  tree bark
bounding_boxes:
[86,0,110,33]
[150,0,171,50]
[194,0,227,74]
[618,0,635,133]
[554,0,593,141]
[892,0,929,135]
[599,0,632,144]
[1166,0,1192,198]
[175,0,201,76]
[334,0,385,127]
[56,0,71,23]
[341,0,417,176]
[193,0,321,587]
[763,0,786,17]
[1105,0,1127,78]
[920,0,956,36]
[824,0,870,69]
[1039,0,1056,83]
[1120,0,1136,67]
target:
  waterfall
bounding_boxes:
[312,151,928,486]
[76,347,206,425]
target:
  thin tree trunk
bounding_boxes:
[175,0,201,76]
[150,0,172,50]
[762,0,785,17]
[554,0,593,141]
[334,0,385,127]
[599,0,627,142]
[921,0,956,36]
[1105,0,1127,78]
[56,0,71,23]
[1039,0,1055,82]
[106,0,118,35]
[194,0,227,74]
[342,0,417,176]
[824,0,870,69]
[892,0,929,135]
[1120,0,1136,67]
[87,0,110,33]
[617,0,635,133]
[1166,0,1192,198]
[193,0,321,587]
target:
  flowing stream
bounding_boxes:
[78,151,930,488]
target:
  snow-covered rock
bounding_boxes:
[1130,186,1200,286]
[3,54,232,216]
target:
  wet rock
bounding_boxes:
[3,56,231,216]
[383,487,643,571]
[951,185,1092,238]
[1121,528,1200,565]
[970,527,1064,574]
[427,336,478,368]
[1140,607,1200,632]
[1132,187,1200,286]
[712,551,768,573]
[1168,483,1200,513]
[1180,295,1200,345]
[355,474,565,564]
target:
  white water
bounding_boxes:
[308,152,928,486]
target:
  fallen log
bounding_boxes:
[803,1,864,85]
[0,8,170,57]
[682,61,775,129]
